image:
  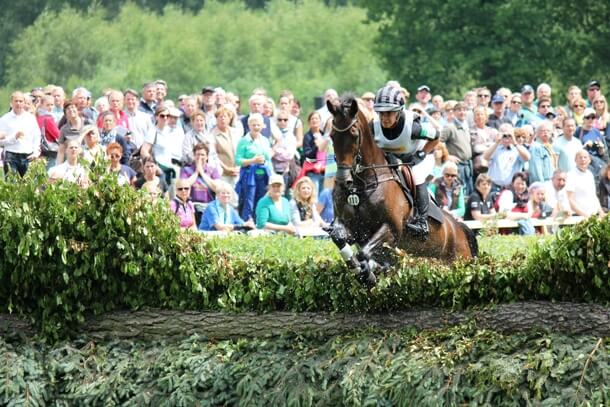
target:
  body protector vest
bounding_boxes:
[373,111,435,155]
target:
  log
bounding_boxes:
[2,301,609,340]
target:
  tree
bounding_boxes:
[360,0,610,99]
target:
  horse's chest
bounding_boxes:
[337,201,381,229]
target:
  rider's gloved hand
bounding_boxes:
[407,150,426,166]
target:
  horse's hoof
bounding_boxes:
[356,260,377,288]
[356,269,376,287]
[363,270,377,288]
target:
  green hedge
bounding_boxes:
[1,162,609,339]
[1,326,608,405]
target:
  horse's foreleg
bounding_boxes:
[356,223,398,285]
[327,222,361,273]
[360,223,396,261]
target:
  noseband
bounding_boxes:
[332,118,358,133]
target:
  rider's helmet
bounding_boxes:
[374,85,405,112]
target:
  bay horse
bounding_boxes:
[326,95,477,286]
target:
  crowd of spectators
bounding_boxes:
[0,79,608,237]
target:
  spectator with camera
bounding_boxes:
[483,123,530,192]
[575,107,608,180]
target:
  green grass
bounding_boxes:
[477,234,547,260]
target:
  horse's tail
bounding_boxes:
[458,221,479,258]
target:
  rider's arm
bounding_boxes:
[412,120,439,154]
[422,138,440,154]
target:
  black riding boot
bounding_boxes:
[407,183,430,240]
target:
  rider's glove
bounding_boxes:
[407,150,426,166]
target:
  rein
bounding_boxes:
[333,114,403,193]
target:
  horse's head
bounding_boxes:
[327,95,365,184]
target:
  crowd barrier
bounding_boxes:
[463,216,585,230]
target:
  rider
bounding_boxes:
[372,85,439,239]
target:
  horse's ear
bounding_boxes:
[326,99,336,116]
[349,98,359,118]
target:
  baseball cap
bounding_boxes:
[268,174,284,185]
[168,107,182,117]
[521,85,534,94]
[201,86,215,94]
[583,107,596,117]
[588,80,601,89]
[491,94,505,104]
[417,85,431,92]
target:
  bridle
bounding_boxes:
[332,117,364,184]
[332,113,398,189]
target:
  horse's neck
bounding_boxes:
[360,128,387,166]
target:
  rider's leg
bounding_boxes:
[407,153,434,240]
[406,182,430,239]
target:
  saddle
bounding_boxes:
[384,153,444,224]
[385,153,415,207]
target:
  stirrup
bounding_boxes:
[406,217,429,240]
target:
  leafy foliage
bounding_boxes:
[1,161,610,341]
[0,161,215,339]
[526,216,610,302]
[1,326,609,405]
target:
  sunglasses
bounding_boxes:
[584,115,596,120]
[573,105,585,108]
[176,187,190,191]
[511,101,521,104]
[158,114,169,119]
[277,118,289,122]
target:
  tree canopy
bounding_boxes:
[2,0,609,109]
[360,0,610,100]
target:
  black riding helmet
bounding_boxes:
[374,86,405,112]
